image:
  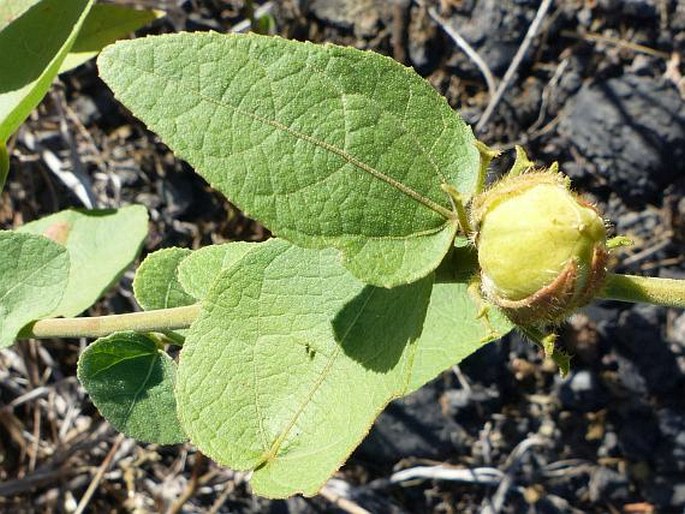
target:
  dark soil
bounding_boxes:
[2,0,685,513]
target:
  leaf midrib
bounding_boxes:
[254,286,375,470]
[114,52,456,222]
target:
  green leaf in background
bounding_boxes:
[177,240,434,498]
[0,0,94,143]
[77,331,186,445]
[133,247,195,311]
[98,32,480,287]
[59,3,164,74]
[0,141,8,190]
[0,0,40,31]
[0,231,69,348]
[18,206,148,317]
[176,242,260,301]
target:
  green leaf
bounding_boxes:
[176,239,434,498]
[18,206,148,317]
[0,141,8,190]
[0,0,94,143]
[59,4,164,74]
[404,247,513,393]
[405,280,512,392]
[176,242,260,301]
[97,32,480,287]
[77,331,186,445]
[0,0,40,31]
[133,247,195,311]
[0,231,69,348]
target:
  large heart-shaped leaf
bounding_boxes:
[18,206,148,317]
[98,33,480,287]
[176,240,434,497]
[0,231,69,348]
[77,331,186,445]
[0,0,94,143]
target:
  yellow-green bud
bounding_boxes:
[471,170,608,325]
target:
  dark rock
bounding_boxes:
[308,0,390,38]
[354,382,458,466]
[620,0,658,18]
[588,466,631,503]
[613,305,683,396]
[558,370,610,411]
[559,76,685,207]
[615,405,660,461]
[655,407,685,474]
[645,476,685,508]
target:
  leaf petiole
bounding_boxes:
[19,304,201,340]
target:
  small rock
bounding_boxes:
[558,370,610,411]
[655,407,685,473]
[645,476,685,508]
[588,467,631,503]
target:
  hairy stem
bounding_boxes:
[20,304,201,340]
[598,273,685,309]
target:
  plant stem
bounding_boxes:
[598,273,685,309]
[20,304,201,340]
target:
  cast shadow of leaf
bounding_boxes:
[331,278,432,373]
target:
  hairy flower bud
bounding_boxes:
[471,170,608,325]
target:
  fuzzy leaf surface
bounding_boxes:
[18,206,148,317]
[0,231,69,348]
[98,32,480,287]
[177,242,259,300]
[77,331,185,445]
[0,0,93,142]
[59,4,163,73]
[133,247,195,310]
[176,240,433,497]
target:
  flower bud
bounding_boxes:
[471,170,608,325]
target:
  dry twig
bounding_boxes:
[475,0,554,133]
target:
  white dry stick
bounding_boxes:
[390,465,504,486]
[427,6,497,99]
[481,435,550,514]
[475,0,554,133]
[319,479,372,514]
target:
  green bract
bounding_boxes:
[472,171,608,325]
